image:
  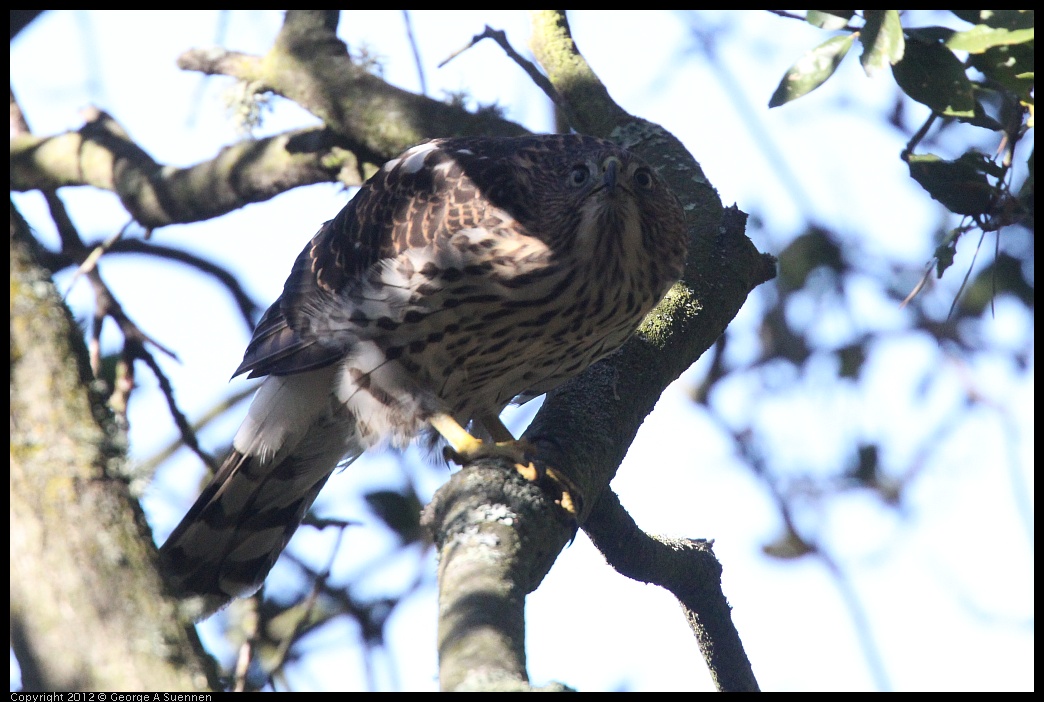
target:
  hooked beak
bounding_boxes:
[602,156,622,189]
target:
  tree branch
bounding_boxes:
[10,203,216,691]
[583,490,759,691]
[422,460,577,692]
[519,11,771,690]
[178,10,530,165]
[11,111,361,228]
[425,11,770,690]
[528,10,630,137]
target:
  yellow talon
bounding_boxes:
[429,413,486,458]
[515,461,539,482]
[429,412,581,515]
[544,467,579,515]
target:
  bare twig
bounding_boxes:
[63,221,133,300]
[108,238,261,329]
[132,342,218,472]
[765,9,813,22]
[134,384,257,480]
[899,263,934,309]
[401,11,428,96]
[439,25,564,109]
[734,426,893,691]
[947,228,989,320]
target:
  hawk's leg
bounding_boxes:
[429,413,581,515]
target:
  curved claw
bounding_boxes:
[430,413,582,515]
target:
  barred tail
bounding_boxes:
[159,368,359,617]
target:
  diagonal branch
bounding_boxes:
[11,111,363,229]
[178,10,530,165]
[424,10,775,692]
[583,489,759,691]
[439,25,564,111]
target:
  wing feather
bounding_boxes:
[232,136,588,379]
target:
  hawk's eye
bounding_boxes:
[568,165,591,187]
[633,167,654,189]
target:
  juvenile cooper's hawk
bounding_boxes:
[160,134,688,615]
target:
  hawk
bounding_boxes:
[159,134,688,615]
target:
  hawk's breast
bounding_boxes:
[291,135,686,449]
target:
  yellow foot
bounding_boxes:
[429,413,582,516]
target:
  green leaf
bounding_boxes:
[968,42,1035,100]
[364,489,423,544]
[950,10,984,26]
[892,39,975,117]
[905,26,957,44]
[851,444,880,484]
[860,10,905,76]
[947,24,1035,53]
[769,34,855,107]
[950,10,1035,30]
[976,10,1034,32]
[775,227,844,291]
[961,253,1036,314]
[806,10,853,31]
[906,152,996,215]
[934,238,958,277]
[837,344,867,380]
[956,151,1005,179]
[959,95,1005,131]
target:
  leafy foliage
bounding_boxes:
[770,10,1033,286]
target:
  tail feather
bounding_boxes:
[159,369,360,617]
[159,455,319,611]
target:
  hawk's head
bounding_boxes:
[435,135,687,288]
[514,135,687,296]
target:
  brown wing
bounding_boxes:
[235,139,495,378]
[232,135,608,379]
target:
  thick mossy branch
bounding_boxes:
[523,10,771,692]
[11,114,358,229]
[10,204,216,691]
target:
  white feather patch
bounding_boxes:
[386,141,439,174]
[334,340,429,447]
[233,366,338,465]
